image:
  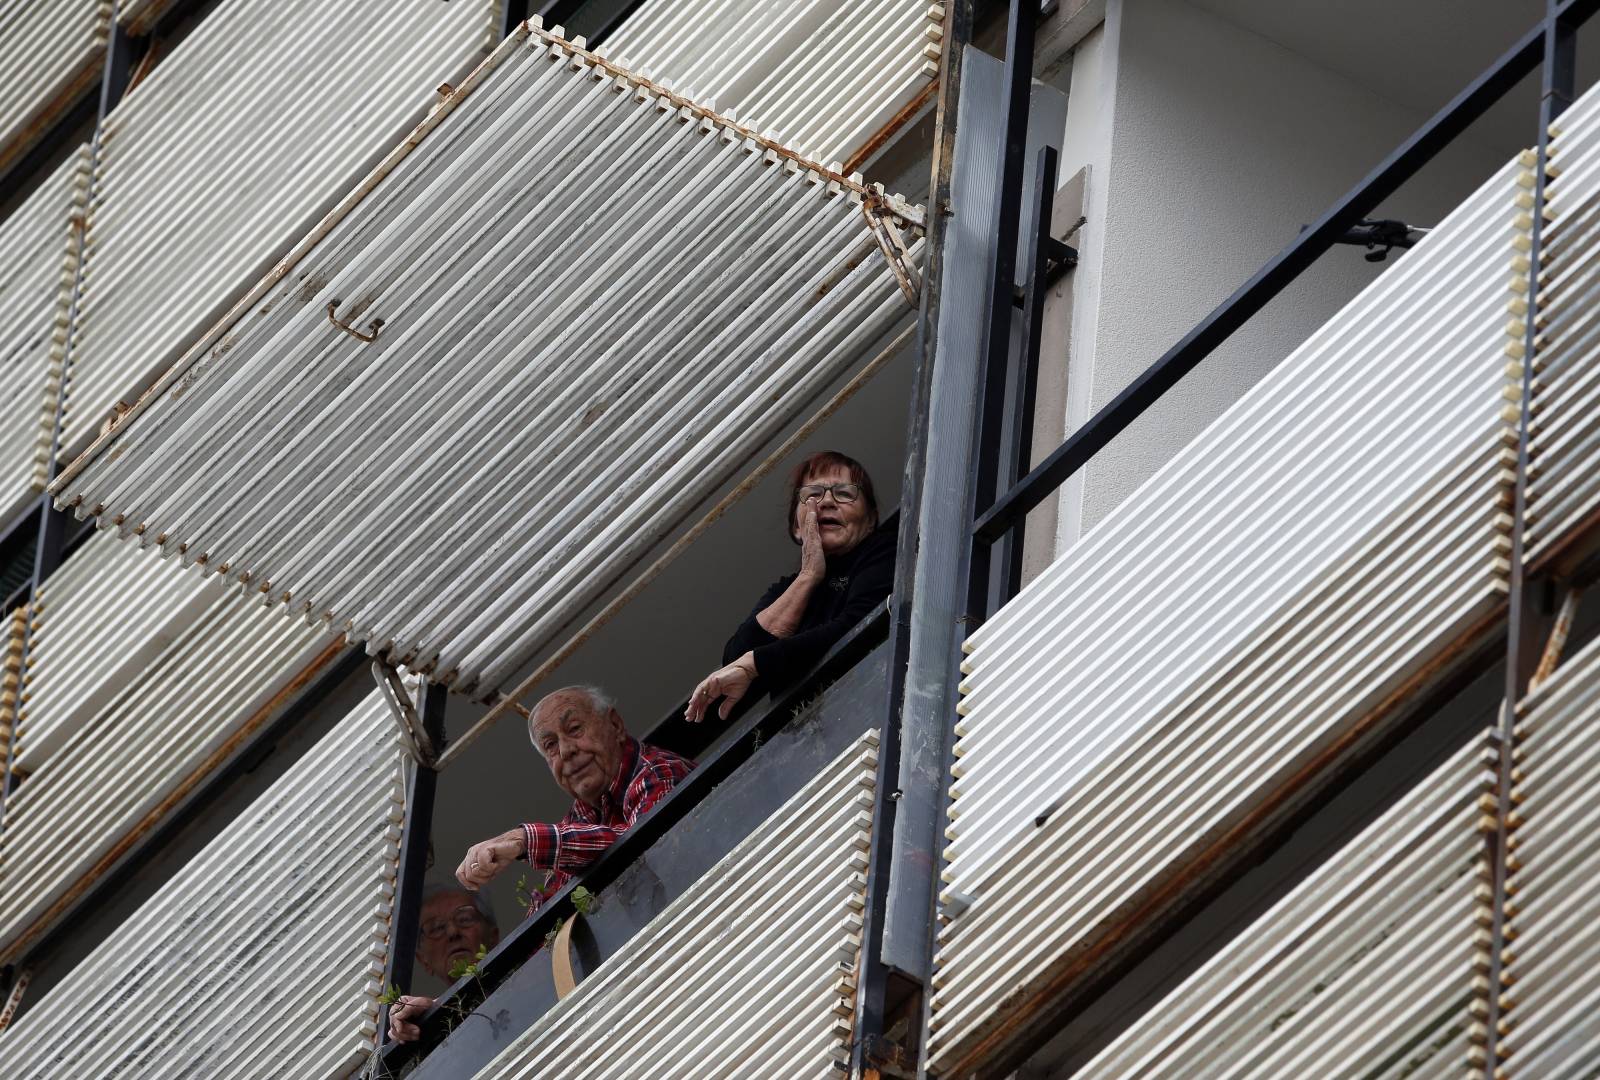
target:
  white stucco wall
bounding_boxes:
[1054,0,1518,542]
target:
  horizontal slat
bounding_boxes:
[479,729,879,1079]
[927,151,1530,1072]
[606,0,941,165]
[57,0,495,460]
[0,689,405,1078]
[54,21,922,699]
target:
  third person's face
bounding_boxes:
[794,465,872,558]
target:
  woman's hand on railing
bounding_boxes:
[684,652,758,723]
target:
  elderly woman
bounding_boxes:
[686,451,895,723]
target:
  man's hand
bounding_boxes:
[388,995,433,1043]
[455,829,524,891]
[684,652,757,724]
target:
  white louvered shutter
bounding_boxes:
[1075,736,1486,1078]
[926,143,1566,1070]
[0,531,336,962]
[58,0,499,459]
[0,1,109,174]
[605,0,942,166]
[53,22,922,700]
[0,690,406,1078]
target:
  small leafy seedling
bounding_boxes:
[571,886,596,916]
[448,943,489,981]
[377,982,401,1007]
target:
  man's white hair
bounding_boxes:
[527,684,618,741]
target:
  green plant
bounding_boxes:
[571,886,596,916]
[377,982,401,1007]
[514,872,532,912]
[447,943,489,981]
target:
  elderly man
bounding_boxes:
[456,684,694,909]
[387,883,500,1043]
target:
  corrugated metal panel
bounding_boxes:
[479,728,879,1079]
[0,146,89,528]
[16,531,215,772]
[926,155,1529,1072]
[1504,632,1600,1074]
[1527,80,1600,566]
[53,21,923,699]
[0,689,405,1079]
[605,0,941,166]
[57,0,499,458]
[1074,735,1487,1079]
[0,531,337,962]
[0,1,108,174]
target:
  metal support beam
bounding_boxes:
[1482,3,1577,1073]
[380,680,448,1049]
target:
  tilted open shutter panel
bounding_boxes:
[1075,736,1486,1079]
[0,146,88,528]
[15,531,217,773]
[57,0,498,458]
[1504,632,1600,1073]
[54,21,922,699]
[480,729,878,1079]
[605,0,941,167]
[0,690,405,1079]
[926,156,1527,1072]
[0,1,108,175]
[0,532,336,962]
[1527,79,1600,567]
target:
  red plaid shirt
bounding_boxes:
[521,737,694,913]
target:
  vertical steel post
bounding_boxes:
[995,145,1059,601]
[1483,3,1575,1073]
[965,0,1041,628]
[380,680,448,1049]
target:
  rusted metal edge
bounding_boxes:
[0,637,348,970]
[862,200,923,307]
[49,24,531,498]
[843,78,941,178]
[520,17,925,229]
[935,603,1509,1080]
[1528,585,1582,689]
[435,320,918,771]
[0,968,29,1032]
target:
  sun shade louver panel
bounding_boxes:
[0,532,337,962]
[0,146,89,528]
[14,531,217,773]
[925,157,1526,1072]
[605,0,941,167]
[0,690,405,1078]
[1502,633,1600,1073]
[52,22,923,699]
[0,1,109,175]
[1075,736,1486,1079]
[56,0,499,459]
[1526,81,1600,568]
[479,729,879,1079]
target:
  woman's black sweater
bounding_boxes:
[720,526,896,696]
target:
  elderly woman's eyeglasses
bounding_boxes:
[797,482,862,504]
[420,906,485,939]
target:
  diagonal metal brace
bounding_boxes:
[373,660,437,767]
[862,197,923,307]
